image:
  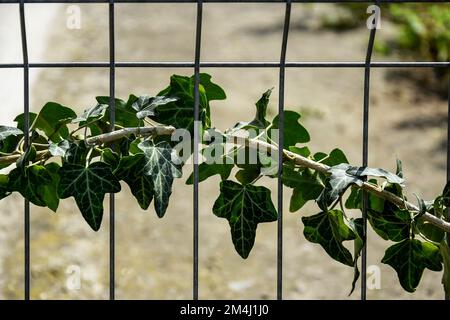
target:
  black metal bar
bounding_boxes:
[0,0,448,4]
[277,0,291,301]
[108,0,116,301]
[361,0,379,301]
[193,0,203,301]
[19,0,30,301]
[0,62,449,69]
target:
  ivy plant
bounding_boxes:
[0,73,449,296]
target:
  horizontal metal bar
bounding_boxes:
[0,0,449,3]
[0,61,448,68]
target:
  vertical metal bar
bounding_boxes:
[109,0,116,301]
[193,0,203,301]
[19,0,30,301]
[277,0,291,301]
[361,1,379,301]
[446,71,450,301]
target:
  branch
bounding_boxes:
[234,135,450,234]
[0,125,176,165]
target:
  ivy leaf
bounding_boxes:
[8,163,60,211]
[14,112,37,132]
[346,166,404,186]
[198,73,226,101]
[282,164,324,212]
[345,181,385,212]
[317,163,362,210]
[32,102,77,142]
[417,220,445,243]
[16,145,36,170]
[442,181,450,207]
[347,182,412,242]
[40,163,61,212]
[439,241,450,297]
[382,239,442,293]
[213,180,277,259]
[101,148,120,170]
[0,126,23,142]
[73,104,108,124]
[49,140,70,157]
[96,96,143,128]
[137,140,182,217]
[302,209,356,266]
[314,148,348,167]
[155,74,223,132]
[271,110,310,148]
[232,146,264,185]
[186,143,233,184]
[0,174,11,200]
[288,146,311,157]
[349,217,364,295]
[64,142,88,165]
[134,95,178,119]
[369,202,411,242]
[232,89,272,131]
[114,154,154,210]
[57,162,121,231]
[235,163,261,185]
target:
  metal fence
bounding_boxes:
[0,0,449,300]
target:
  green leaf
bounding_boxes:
[101,148,120,170]
[417,220,445,243]
[16,145,36,170]
[155,73,222,132]
[41,163,61,212]
[317,148,349,167]
[442,181,450,207]
[137,140,182,217]
[213,180,278,259]
[233,146,264,185]
[96,96,143,128]
[73,103,108,124]
[134,95,178,119]
[233,89,272,130]
[235,164,260,185]
[114,154,154,210]
[57,162,121,231]
[346,166,404,185]
[49,140,70,157]
[282,164,324,212]
[382,239,442,293]
[64,142,88,165]
[349,217,364,295]
[439,241,450,297]
[186,143,234,184]
[14,112,37,132]
[302,209,356,266]
[317,163,362,210]
[8,163,60,211]
[345,180,384,212]
[0,174,11,200]
[0,126,23,141]
[32,102,77,142]
[368,201,411,242]
[288,146,311,158]
[198,73,226,101]
[271,110,310,148]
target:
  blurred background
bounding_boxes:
[0,2,449,300]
